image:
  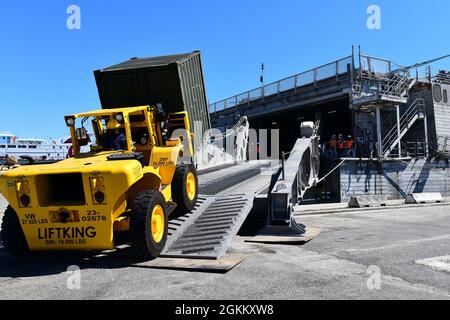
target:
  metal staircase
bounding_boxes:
[351,51,450,159]
[381,98,425,157]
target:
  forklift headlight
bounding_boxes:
[90,176,106,204]
[94,191,105,204]
[65,117,75,127]
[15,180,31,207]
[140,136,148,145]
[19,194,31,207]
[115,113,124,123]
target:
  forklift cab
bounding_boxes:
[66,106,194,167]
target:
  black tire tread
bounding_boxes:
[130,190,168,260]
[172,164,198,215]
[1,206,30,257]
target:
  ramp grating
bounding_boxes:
[162,195,253,259]
[199,163,270,195]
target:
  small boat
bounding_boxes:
[0,132,71,162]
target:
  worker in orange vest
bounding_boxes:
[346,135,354,148]
[346,135,355,157]
[329,135,337,159]
[337,134,345,157]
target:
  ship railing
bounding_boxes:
[209,56,353,113]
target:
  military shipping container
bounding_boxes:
[94,51,211,150]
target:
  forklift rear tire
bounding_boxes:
[172,164,198,215]
[1,206,30,257]
[130,190,168,260]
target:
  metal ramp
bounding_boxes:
[199,162,269,195]
[161,129,322,260]
[161,161,272,259]
[162,195,253,259]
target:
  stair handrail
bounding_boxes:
[381,99,425,154]
[382,106,417,146]
[381,66,413,98]
[382,103,422,148]
[383,98,424,140]
[353,64,415,101]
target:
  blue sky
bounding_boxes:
[1,0,450,139]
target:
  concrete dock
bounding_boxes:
[1,193,449,299]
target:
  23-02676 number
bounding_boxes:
[82,210,107,222]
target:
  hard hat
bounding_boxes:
[107,119,121,130]
[348,135,352,139]
[331,135,336,138]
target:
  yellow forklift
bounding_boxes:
[0,106,198,259]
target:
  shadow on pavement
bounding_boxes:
[0,240,152,278]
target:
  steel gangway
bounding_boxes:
[162,126,321,259]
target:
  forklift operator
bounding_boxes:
[101,119,127,151]
[156,104,172,144]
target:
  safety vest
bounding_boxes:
[329,139,337,149]
[346,140,354,149]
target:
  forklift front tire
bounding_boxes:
[130,190,168,260]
